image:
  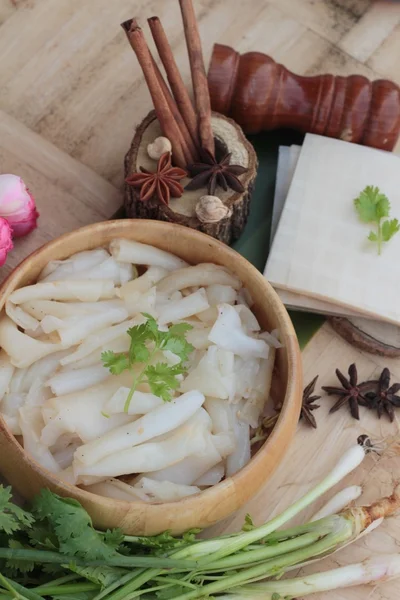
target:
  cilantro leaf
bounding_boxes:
[161,335,194,363]
[68,563,128,587]
[242,514,255,531]
[382,218,400,242]
[101,351,129,375]
[146,363,185,402]
[0,486,34,535]
[32,490,120,561]
[354,185,399,254]
[5,540,35,575]
[102,315,193,410]
[127,322,152,364]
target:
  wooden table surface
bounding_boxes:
[1,1,400,598]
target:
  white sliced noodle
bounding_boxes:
[9,280,116,305]
[22,299,125,321]
[74,419,209,479]
[104,388,163,415]
[235,304,261,332]
[239,348,276,427]
[9,367,28,393]
[43,307,129,347]
[185,326,212,350]
[133,478,200,502]
[196,306,218,324]
[118,266,168,297]
[47,364,109,396]
[75,390,205,466]
[83,479,150,502]
[1,393,26,434]
[41,375,134,446]
[40,257,124,285]
[234,356,261,400]
[122,287,157,318]
[157,264,241,294]
[206,284,237,306]
[158,288,209,325]
[205,398,234,434]
[0,351,15,402]
[5,301,40,331]
[259,329,283,349]
[143,434,222,486]
[53,440,82,470]
[60,317,138,366]
[237,287,254,308]
[212,432,236,457]
[110,239,187,270]
[60,335,130,372]
[19,406,60,473]
[0,316,61,368]
[226,402,251,477]
[22,351,70,392]
[194,463,225,486]
[39,249,110,281]
[209,304,269,359]
[180,346,229,399]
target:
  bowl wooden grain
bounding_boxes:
[0,220,302,535]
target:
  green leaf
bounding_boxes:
[101,351,129,375]
[0,486,34,535]
[354,186,381,223]
[242,513,255,531]
[367,231,378,242]
[382,218,400,242]
[161,335,194,363]
[146,363,185,402]
[68,563,128,587]
[127,322,152,364]
[5,540,35,574]
[272,594,281,600]
[376,195,390,219]
[32,490,120,561]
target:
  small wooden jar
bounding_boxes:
[124,110,258,245]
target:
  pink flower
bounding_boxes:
[0,217,13,266]
[0,174,39,237]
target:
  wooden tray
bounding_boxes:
[1,120,399,600]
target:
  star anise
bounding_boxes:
[322,363,377,420]
[125,152,187,206]
[185,148,247,195]
[300,375,321,428]
[364,368,400,422]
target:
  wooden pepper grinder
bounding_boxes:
[208,43,400,151]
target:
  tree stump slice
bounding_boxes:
[124,110,258,245]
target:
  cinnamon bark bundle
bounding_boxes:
[121,0,215,167]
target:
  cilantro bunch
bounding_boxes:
[354,185,400,255]
[101,314,194,410]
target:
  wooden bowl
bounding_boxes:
[0,220,302,535]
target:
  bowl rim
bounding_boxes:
[0,219,302,513]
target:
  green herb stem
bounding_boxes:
[105,568,160,600]
[0,577,40,600]
[0,548,196,570]
[171,519,355,599]
[33,582,99,596]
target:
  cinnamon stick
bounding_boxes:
[150,53,197,164]
[148,16,199,151]
[121,18,187,169]
[178,0,214,156]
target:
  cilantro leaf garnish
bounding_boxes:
[354,185,400,254]
[0,486,34,535]
[32,489,122,561]
[101,314,194,411]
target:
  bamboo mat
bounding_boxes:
[1,1,400,598]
